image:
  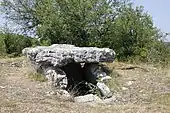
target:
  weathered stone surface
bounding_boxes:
[22,44,115,67]
[83,63,110,84]
[44,67,68,89]
[74,94,116,104]
[74,94,102,103]
[97,82,112,98]
[83,63,113,98]
[101,96,116,104]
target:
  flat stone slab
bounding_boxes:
[74,94,116,104]
[22,44,115,67]
[74,94,102,103]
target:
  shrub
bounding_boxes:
[0,34,6,57]
[0,33,33,57]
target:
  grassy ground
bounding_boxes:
[0,57,170,113]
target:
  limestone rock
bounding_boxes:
[0,86,5,89]
[102,96,116,104]
[74,94,102,103]
[83,63,111,84]
[100,76,112,82]
[44,67,68,89]
[22,44,115,67]
[74,94,116,104]
[97,82,112,98]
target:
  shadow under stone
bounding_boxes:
[60,63,98,96]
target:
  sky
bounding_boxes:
[0,0,170,41]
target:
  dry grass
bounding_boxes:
[28,72,47,82]
[0,57,170,113]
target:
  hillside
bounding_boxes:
[0,57,170,113]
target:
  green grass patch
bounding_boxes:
[28,72,47,82]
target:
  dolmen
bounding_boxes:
[23,44,116,103]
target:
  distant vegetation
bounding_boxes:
[165,42,170,47]
[0,0,170,65]
[0,33,32,57]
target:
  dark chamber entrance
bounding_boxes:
[60,63,98,96]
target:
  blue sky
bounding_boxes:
[0,0,170,41]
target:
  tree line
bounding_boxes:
[0,0,170,65]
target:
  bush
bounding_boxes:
[146,41,170,66]
[0,34,6,57]
[0,33,32,57]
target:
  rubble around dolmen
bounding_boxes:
[22,44,116,103]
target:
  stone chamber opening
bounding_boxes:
[58,62,112,97]
[60,63,97,96]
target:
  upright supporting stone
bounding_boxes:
[97,82,112,98]
[83,63,99,84]
[83,63,112,98]
[44,67,68,89]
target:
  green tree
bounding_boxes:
[107,5,169,63]
[1,0,126,46]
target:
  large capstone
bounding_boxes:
[22,44,116,101]
[22,44,115,67]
